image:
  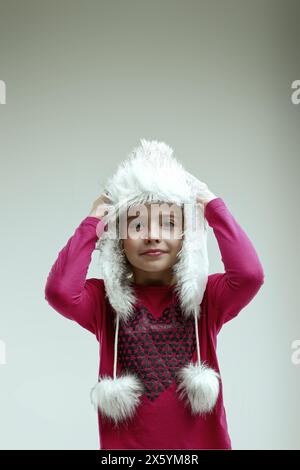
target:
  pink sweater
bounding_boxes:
[44,197,264,450]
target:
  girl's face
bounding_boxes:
[121,203,184,285]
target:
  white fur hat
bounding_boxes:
[90,138,220,426]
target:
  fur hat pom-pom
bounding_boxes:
[90,373,144,425]
[175,362,220,415]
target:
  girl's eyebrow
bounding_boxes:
[127,213,176,220]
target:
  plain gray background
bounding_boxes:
[0,0,299,449]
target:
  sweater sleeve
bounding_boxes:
[44,216,106,338]
[204,197,265,334]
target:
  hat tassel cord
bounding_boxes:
[90,311,144,425]
[175,306,221,415]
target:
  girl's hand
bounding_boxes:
[195,183,217,209]
[89,191,114,220]
[186,171,217,208]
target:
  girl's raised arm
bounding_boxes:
[44,193,112,337]
[204,197,265,334]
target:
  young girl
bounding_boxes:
[45,139,264,450]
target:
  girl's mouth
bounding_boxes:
[141,251,166,257]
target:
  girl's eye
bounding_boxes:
[134,221,145,231]
[132,219,175,231]
[162,220,175,227]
